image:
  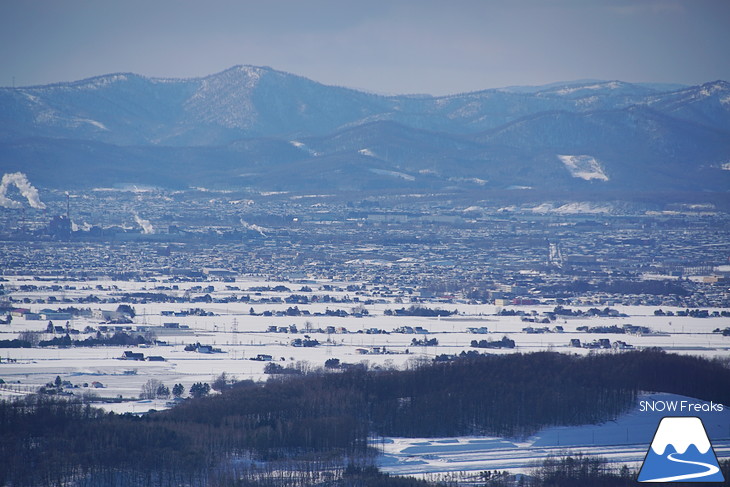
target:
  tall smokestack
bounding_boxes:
[66,192,70,220]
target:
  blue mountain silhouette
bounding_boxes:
[639,443,724,482]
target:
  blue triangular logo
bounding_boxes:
[638,416,725,482]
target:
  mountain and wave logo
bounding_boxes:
[638,417,725,482]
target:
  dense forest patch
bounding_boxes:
[1,350,729,486]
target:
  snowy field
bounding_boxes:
[2,275,730,420]
[1,276,729,479]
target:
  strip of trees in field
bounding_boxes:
[1,349,730,486]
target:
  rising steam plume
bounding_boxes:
[0,172,46,209]
[240,218,268,237]
[133,212,155,234]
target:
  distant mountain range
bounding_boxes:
[1,65,729,192]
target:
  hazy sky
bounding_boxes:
[1,0,729,95]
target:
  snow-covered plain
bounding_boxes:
[1,276,730,454]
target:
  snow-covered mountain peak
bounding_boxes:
[664,80,730,101]
[209,64,269,81]
[16,72,140,92]
[70,73,133,89]
[698,80,730,96]
[184,66,267,129]
[531,80,656,99]
[552,80,625,95]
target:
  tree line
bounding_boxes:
[1,349,729,486]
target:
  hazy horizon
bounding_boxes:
[2,0,729,95]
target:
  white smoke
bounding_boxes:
[72,221,93,232]
[240,218,268,237]
[133,212,155,234]
[0,172,46,209]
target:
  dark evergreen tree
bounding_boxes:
[189,382,210,398]
[172,383,185,398]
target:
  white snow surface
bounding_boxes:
[557,154,609,181]
[358,148,377,157]
[75,118,108,130]
[448,177,487,186]
[369,168,416,181]
[529,202,613,214]
[552,81,623,96]
[289,141,319,156]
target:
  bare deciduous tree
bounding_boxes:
[140,378,163,400]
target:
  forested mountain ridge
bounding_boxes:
[1,66,729,193]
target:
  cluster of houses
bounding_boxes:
[573,323,663,336]
[354,346,412,355]
[392,326,429,334]
[290,336,319,347]
[522,325,564,334]
[569,338,634,350]
[120,350,166,361]
[183,343,224,354]
[266,324,350,334]
[467,326,489,334]
[160,308,215,317]
[10,308,75,321]
[262,324,439,336]
[9,307,132,323]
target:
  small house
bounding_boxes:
[121,351,145,361]
[468,327,489,334]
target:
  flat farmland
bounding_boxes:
[2,276,729,411]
